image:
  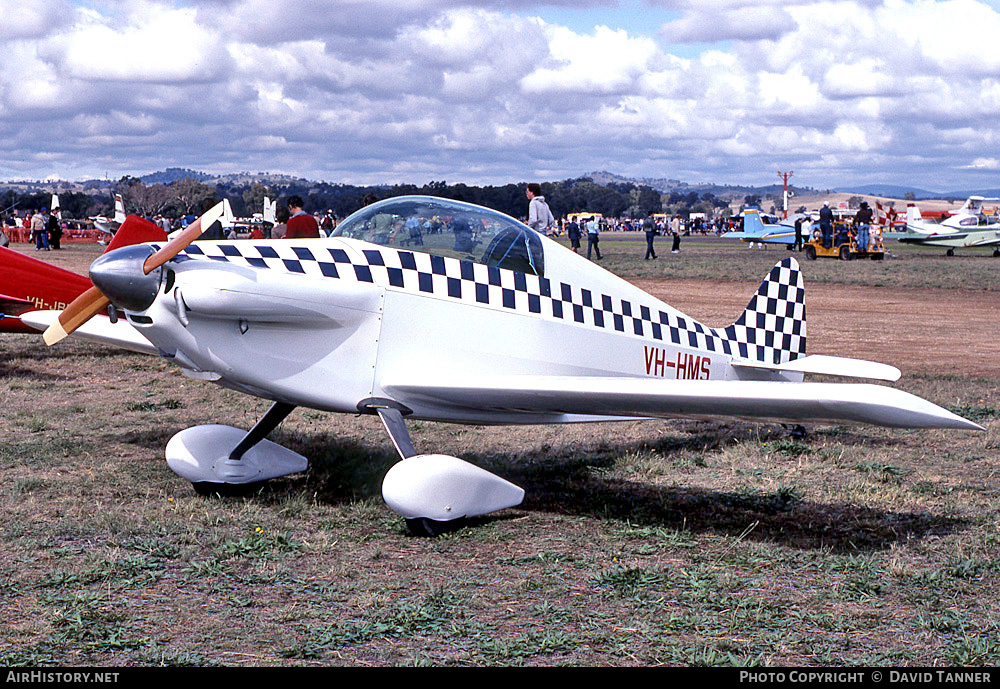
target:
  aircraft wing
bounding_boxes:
[382,374,981,430]
[965,231,1000,247]
[898,230,1000,248]
[0,293,32,314]
[18,310,157,355]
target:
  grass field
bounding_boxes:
[0,238,998,666]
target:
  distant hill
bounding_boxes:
[136,168,313,186]
[832,183,936,198]
[584,170,816,200]
[833,183,1000,200]
[139,168,214,184]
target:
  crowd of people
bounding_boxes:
[1,207,64,250]
[0,195,349,245]
[524,184,722,261]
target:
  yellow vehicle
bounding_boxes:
[803,222,885,261]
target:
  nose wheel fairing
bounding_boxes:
[166,424,308,486]
[166,400,524,534]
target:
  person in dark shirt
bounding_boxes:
[643,213,658,259]
[48,208,63,249]
[284,195,320,238]
[819,202,834,248]
[567,219,581,253]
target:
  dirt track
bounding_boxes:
[636,279,998,378]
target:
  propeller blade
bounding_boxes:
[143,201,224,275]
[42,285,111,346]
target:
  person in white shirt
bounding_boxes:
[586,217,602,260]
[525,183,554,235]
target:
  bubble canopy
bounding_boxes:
[332,196,545,277]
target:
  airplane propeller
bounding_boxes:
[43,202,224,346]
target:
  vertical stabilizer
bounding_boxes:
[221,198,235,228]
[113,194,126,224]
[715,257,806,365]
[740,208,767,237]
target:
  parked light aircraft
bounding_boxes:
[722,208,806,247]
[26,196,980,535]
[900,197,1000,256]
[91,194,127,239]
[0,217,166,335]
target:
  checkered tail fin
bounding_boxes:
[718,257,806,364]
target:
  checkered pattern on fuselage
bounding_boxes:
[165,242,807,364]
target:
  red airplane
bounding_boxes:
[0,217,167,333]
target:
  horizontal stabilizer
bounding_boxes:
[19,310,157,355]
[382,374,982,431]
[731,354,901,381]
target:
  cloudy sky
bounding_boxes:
[3,0,1000,191]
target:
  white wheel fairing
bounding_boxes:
[382,454,524,521]
[166,425,308,484]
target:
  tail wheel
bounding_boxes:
[804,245,817,260]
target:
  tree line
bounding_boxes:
[2,176,736,223]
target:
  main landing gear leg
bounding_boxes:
[230,402,296,461]
[166,401,308,494]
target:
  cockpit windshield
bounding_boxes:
[332,196,545,276]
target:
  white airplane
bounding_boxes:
[27,196,980,536]
[901,197,1000,256]
[263,196,277,225]
[91,194,127,238]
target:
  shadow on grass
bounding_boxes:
[513,470,962,553]
[113,422,960,553]
[0,362,69,382]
